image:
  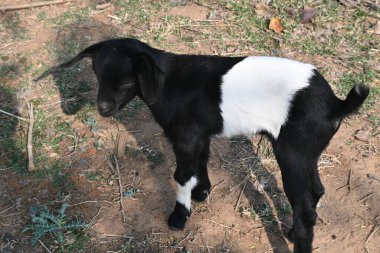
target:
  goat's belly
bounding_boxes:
[220,97,288,139]
[219,56,315,139]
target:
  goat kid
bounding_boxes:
[37,38,369,253]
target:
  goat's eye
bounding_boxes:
[120,82,134,89]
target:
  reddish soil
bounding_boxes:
[0,1,379,253]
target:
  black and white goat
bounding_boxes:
[38,38,369,253]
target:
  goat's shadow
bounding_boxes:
[47,26,292,252]
[0,86,27,172]
[216,136,292,253]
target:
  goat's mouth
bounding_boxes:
[97,101,118,117]
[98,102,127,117]
[98,109,116,117]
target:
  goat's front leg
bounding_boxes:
[192,138,211,202]
[168,140,201,230]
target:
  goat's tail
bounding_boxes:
[335,84,369,118]
[34,43,103,82]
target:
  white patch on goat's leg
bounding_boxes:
[176,176,198,211]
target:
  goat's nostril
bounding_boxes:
[98,101,113,112]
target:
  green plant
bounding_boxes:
[23,203,89,250]
[1,12,29,40]
[0,63,19,79]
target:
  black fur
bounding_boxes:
[168,201,191,230]
[37,38,369,253]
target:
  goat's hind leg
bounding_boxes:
[273,144,318,253]
[311,166,325,209]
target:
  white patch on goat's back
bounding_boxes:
[176,176,197,210]
[220,56,315,139]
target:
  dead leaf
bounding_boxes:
[269,18,285,33]
[354,129,372,142]
[375,20,380,35]
[81,148,97,159]
[301,6,317,23]
[366,17,377,26]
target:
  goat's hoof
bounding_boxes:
[286,227,295,243]
[168,211,188,230]
[191,188,209,202]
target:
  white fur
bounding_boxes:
[220,56,315,139]
[176,176,198,210]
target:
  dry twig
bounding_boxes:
[367,173,380,182]
[117,132,128,159]
[176,231,192,245]
[336,169,352,192]
[365,223,379,243]
[358,193,374,204]
[39,240,52,253]
[234,180,247,210]
[68,200,114,207]
[0,0,74,12]
[90,206,104,225]
[255,135,264,154]
[110,155,128,227]
[364,244,371,253]
[0,108,28,122]
[209,179,225,195]
[211,142,229,163]
[200,233,211,253]
[100,233,133,238]
[26,102,36,171]
[0,205,14,215]
[204,218,240,232]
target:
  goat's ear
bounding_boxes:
[134,53,164,105]
[34,42,103,82]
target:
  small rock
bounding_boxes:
[301,6,317,23]
[366,17,378,26]
[374,20,380,35]
[170,0,186,5]
[95,2,112,10]
[2,232,13,242]
[287,8,296,19]
[49,152,59,158]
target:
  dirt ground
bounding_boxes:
[0,1,379,253]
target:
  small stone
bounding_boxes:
[2,232,13,242]
[374,20,380,35]
[366,17,377,26]
[287,8,296,19]
[95,2,112,10]
[49,152,59,158]
[301,6,317,23]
